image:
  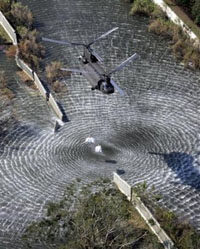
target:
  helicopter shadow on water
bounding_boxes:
[149,151,200,191]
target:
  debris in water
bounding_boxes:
[85,137,95,143]
[95,145,102,153]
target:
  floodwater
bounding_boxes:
[0,0,200,247]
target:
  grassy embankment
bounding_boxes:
[130,0,200,69]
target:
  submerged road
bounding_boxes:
[0,0,200,247]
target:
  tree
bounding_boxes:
[130,0,155,16]
[11,2,33,29]
[22,179,163,249]
[18,29,45,70]
[192,0,200,25]
[0,0,17,13]
[45,61,70,92]
[45,61,64,84]
[175,0,192,7]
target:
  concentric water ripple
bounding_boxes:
[0,0,200,247]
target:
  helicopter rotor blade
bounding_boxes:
[61,68,83,73]
[109,53,139,75]
[87,27,118,47]
[110,79,124,96]
[42,37,84,46]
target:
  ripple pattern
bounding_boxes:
[0,0,200,247]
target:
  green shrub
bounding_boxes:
[18,29,45,69]
[155,207,200,249]
[0,71,15,99]
[130,0,155,16]
[192,0,200,25]
[16,26,29,39]
[45,61,70,92]
[130,0,200,70]
[45,61,63,84]
[5,44,16,57]
[0,25,11,43]
[175,0,191,7]
[0,0,10,13]
[172,38,187,59]
[23,180,162,249]
[151,6,168,20]
[51,80,64,93]
[0,71,7,89]
[148,19,174,38]
[11,2,33,29]
[148,218,155,226]
[171,25,185,43]
[1,87,15,99]
[183,47,200,69]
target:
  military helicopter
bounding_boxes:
[42,27,138,95]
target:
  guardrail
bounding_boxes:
[113,173,176,249]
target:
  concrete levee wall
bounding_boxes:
[113,172,131,200]
[152,0,200,47]
[33,72,47,98]
[0,11,17,45]
[113,173,176,249]
[15,57,34,80]
[0,11,2,23]
[0,11,65,123]
[48,94,63,120]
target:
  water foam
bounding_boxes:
[95,145,102,153]
[85,137,95,143]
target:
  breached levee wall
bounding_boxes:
[113,173,176,249]
[152,0,200,48]
[0,11,66,125]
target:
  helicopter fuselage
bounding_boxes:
[43,27,138,96]
[79,47,114,94]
